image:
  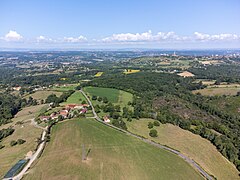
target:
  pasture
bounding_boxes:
[126,119,239,180]
[192,86,240,96]
[62,91,87,104]
[24,119,202,180]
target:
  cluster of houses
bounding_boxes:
[40,104,89,121]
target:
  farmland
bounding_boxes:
[0,105,46,178]
[94,72,103,77]
[24,119,202,180]
[62,91,87,104]
[84,87,120,103]
[126,119,239,180]
[123,69,140,74]
[51,84,78,92]
[193,86,240,96]
[24,90,62,103]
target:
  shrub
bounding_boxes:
[10,140,17,146]
[148,122,154,129]
[17,139,26,145]
[153,121,160,126]
[149,129,158,137]
[0,144,4,149]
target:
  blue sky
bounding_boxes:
[0,0,240,49]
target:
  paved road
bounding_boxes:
[6,127,48,180]
[80,89,213,180]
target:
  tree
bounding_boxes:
[0,144,4,149]
[148,122,154,129]
[98,96,103,102]
[17,139,26,145]
[10,140,17,146]
[82,100,87,104]
[92,95,97,100]
[153,121,160,126]
[103,97,108,103]
[149,129,158,137]
[58,115,64,121]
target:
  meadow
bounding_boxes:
[193,86,240,96]
[62,91,87,104]
[25,90,62,102]
[24,118,202,180]
[126,118,239,180]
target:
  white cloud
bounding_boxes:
[36,35,53,43]
[63,36,87,43]
[3,30,23,41]
[194,32,239,41]
[102,31,186,43]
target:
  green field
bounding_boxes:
[84,87,119,103]
[24,119,202,180]
[62,91,87,104]
[126,119,239,180]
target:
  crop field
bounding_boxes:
[192,86,240,96]
[62,91,87,104]
[94,72,103,77]
[84,87,119,103]
[24,119,202,180]
[0,105,46,178]
[123,69,140,74]
[25,90,62,102]
[126,119,239,180]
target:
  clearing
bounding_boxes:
[193,86,240,96]
[126,119,239,180]
[24,119,202,180]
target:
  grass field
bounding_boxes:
[62,91,87,105]
[25,90,62,102]
[84,87,120,103]
[126,119,239,180]
[94,72,103,77]
[0,105,46,178]
[24,119,202,180]
[192,86,240,96]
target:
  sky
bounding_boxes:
[0,0,240,49]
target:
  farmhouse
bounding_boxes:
[60,110,69,118]
[40,116,50,121]
[103,116,110,123]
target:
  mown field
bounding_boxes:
[84,87,120,103]
[25,90,62,102]
[0,105,46,178]
[24,119,202,180]
[126,119,239,180]
[61,91,87,105]
[193,85,240,96]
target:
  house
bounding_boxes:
[80,108,87,114]
[103,116,110,123]
[60,110,68,118]
[40,116,50,121]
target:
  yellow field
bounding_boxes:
[94,72,103,77]
[123,69,140,74]
[0,105,46,178]
[126,119,239,180]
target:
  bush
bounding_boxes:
[149,129,158,137]
[92,95,97,100]
[153,121,160,126]
[148,122,154,129]
[10,140,17,146]
[98,97,103,102]
[17,139,26,145]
